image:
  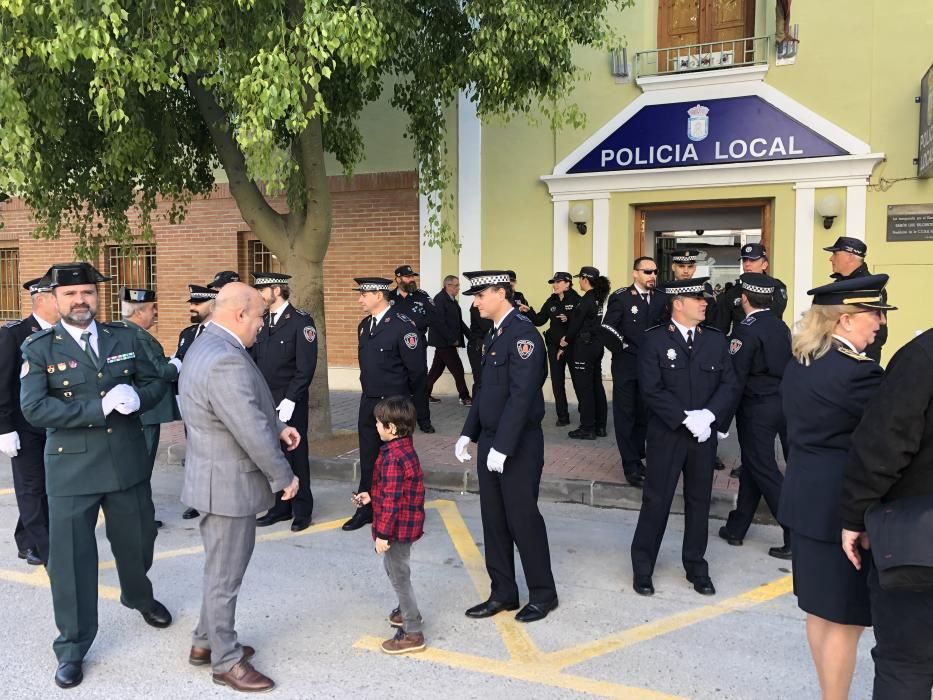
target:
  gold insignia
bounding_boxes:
[837,346,874,362]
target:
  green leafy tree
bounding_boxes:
[0,0,629,433]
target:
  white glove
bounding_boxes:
[696,426,712,443]
[101,385,132,416]
[717,431,729,441]
[276,398,295,423]
[0,431,20,458]
[114,385,141,415]
[454,435,472,463]
[487,447,507,473]
[168,357,182,373]
[682,409,715,438]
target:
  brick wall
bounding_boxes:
[0,171,420,368]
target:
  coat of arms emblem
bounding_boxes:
[687,104,710,142]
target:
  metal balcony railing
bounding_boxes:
[635,35,770,79]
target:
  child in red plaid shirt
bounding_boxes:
[352,396,426,654]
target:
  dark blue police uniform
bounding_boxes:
[530,280,580,425]
[564,269,607,438]
[389,286,435,428]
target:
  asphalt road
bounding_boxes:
[0,462,875,699]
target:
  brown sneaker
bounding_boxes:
[381,628,426,655]
[212,660,275,692]
[189,645,255,666]
[388,607,402,628]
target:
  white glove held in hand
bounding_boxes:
[168,357,182,373]
[682,409,716,438]
[114,385,141,415]
[696,426,712,443]
[0,431,20,458]
[454,435,472,463]
[717,431,729,441]
[486,448,507,473]
[276,398,295,423]
[102,386,129,416]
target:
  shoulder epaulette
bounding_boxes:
[515,313,531,323]
[396,312,414,324]
[699,323,723,333]
[837,346,874,362]
[611,287,628,296]
[2,319,23,328]
[25,327,54,342]
[645,324,664,333]
[741,315,757,326]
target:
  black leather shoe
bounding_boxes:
[182,507,200,520]
[419,422,436,434]
[633,576,655,596]
[341,507,373,531]
[290,517,312,532]
[556,418,570,427]
[714,456,726,471]
[686,574,716,596]
[465,599,520,618]
[154,520,163,529]
[718,526,743,546]
[595,428,607,437]
[515,598,558,623]
[730,465,743,479]
[568,428,596,440]
[428,395,441,403]
[625,473,645,488]
[140,600,172,628]
[768,544,792,560]
[256,511,291,527]
[18,547,43,566]
[55,661,83,689]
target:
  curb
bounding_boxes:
[159,443,771,522]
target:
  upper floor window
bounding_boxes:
[107,244,156,320]
[0,248,20,321]
[659,0,755,50]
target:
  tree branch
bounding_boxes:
[184,73,285,240]
[294,113,332,262]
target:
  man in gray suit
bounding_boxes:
[179,282,300,693]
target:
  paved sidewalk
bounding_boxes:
[160,391,783,518]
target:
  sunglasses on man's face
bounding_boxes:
[637,268,659,275]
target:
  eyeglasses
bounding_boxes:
[637,269,658,275]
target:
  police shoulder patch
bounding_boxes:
[515,313,531,323]
[700,324,723,333]
[729,338,743,355]
[3,319,22,328]
[403,332,419,349]
[741,315,757,326]
[303,326,316,343]
[516,339,535,359]
[27,327,54,342]
[293,308,309,317]
[397,313,413,324]
[837,346,873,362]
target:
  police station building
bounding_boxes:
[1,1,931,374]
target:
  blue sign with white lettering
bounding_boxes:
[568,96,848,174]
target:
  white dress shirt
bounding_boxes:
[60,319,99,356]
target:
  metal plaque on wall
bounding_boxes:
[887,204,933,241]
[920,63,933,178]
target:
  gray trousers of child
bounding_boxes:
[384,541,423,634]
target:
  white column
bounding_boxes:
[793,186,816,322]
[552,200,569,274]
[418,190,442,292]
[845,184,867,242]
[592,195,610,273]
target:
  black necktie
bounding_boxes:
[642,293,649,304]
[269,312,277,331]
[195,324,205,338]
[369,317,376,335]
[686,329,694,353]
[80,331,100,367]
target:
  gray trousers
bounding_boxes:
[193,513,256,672]
[383,541,423,634]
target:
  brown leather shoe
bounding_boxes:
[212,660,274,692]
[381,628,426,655]
[189,644,255,666]
[388,607,402,628]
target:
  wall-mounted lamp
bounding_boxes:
[569,203,588,235]
[816,193,842,230]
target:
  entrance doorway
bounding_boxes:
[633,199,773,290]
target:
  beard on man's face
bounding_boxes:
[63,303,95,325]
[402,280,418,294]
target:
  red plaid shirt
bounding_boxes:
[372,435,425,542]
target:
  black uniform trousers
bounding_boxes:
[357,395,382,495]
[631,423,717,578]
[48,480,156,662]
[266,398,313,519]
[11,431,49,561]
[725,395,789,544]
[869,565,933,699]
[569,342,607,432]
[610,353,647,475]
[426,347,470,401]
[476,426,556,605]
[546,341,571,423]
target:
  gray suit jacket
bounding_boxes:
[179,324,294,517]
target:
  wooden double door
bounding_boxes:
[659,0,756,49]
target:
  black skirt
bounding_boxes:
[791,531,872,626]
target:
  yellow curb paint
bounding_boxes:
[0,488,15,496]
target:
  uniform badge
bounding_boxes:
[516,339,534,359]
[68,360,78,368]
[729,339,743,355]
[667,348,677,361]
[31,326,39,333]
[57,362,67,371]
[179,337,186,347]
[20,361,28,379]
[47,365,55,374]
[668,324,675,332]
[549,306,556,312]
[396,313,410,323]
[403,332,419,349]
[733,297,741,307]
[630,289,637,296]
[497,328,502,337]
[631,305,638,315]
[303,326,316,343]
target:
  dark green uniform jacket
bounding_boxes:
[113,320,181,425]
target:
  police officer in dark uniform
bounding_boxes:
[530,272,580,427]
[250,272,318,532]
[712,243,787,333]
[561,266,609,440]
[20,263,172,689]
[603,257,667,486]
[0,276,58,565]
[661,249,718,324]
[507,270,536,316]
[824,236,887,362]
[631,277,738,597]
[716,273,792,559]
[389,264,436,433]
[455,271,557,623]
[343,277,427,531]
[467,304,493,392]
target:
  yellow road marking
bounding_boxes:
[353,635,684,700]
[0,488,15,496]
[544,575,793,670]
[0,565,122,601]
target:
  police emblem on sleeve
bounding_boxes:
[303,326,316,343]
[729,339,743,355]
[403,332,418,349]
[516,339,534,359]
